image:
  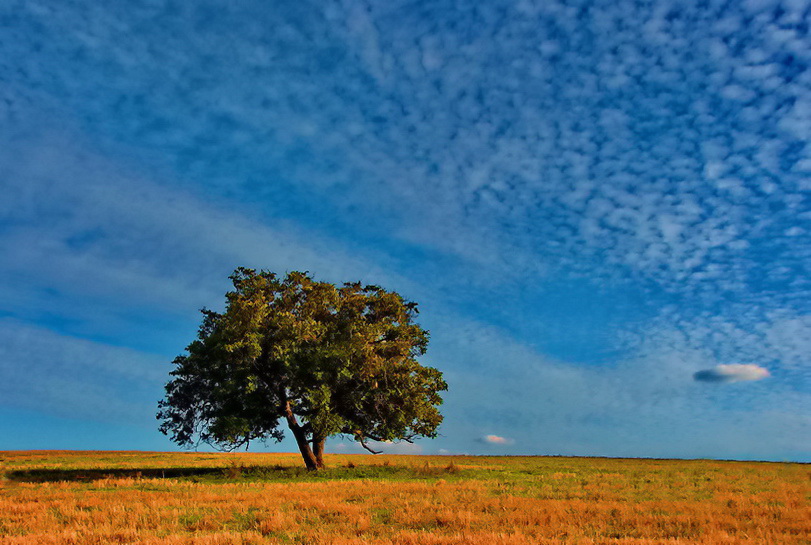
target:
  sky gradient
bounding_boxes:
[1,0,810,461]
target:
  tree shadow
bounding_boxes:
[5,466,236,483]
[4,461,468,483]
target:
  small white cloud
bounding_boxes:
[480,434,515,445]
[693,363,770,384]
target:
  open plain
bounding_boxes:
[0,451,808,544]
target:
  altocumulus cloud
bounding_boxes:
[693,364,770,384]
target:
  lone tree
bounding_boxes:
[157,268,447,470]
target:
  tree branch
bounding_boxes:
[358,438,382,454]
[355,431,415,444]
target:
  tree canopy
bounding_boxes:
[157,268,447,469]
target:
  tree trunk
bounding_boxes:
[282,399,319,471]
[312,437,326,469]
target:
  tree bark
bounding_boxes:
[312,436,326,469]
[282,398,318,471]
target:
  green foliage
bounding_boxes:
[157,268,447,466]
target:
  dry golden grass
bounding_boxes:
[1,451,808,544]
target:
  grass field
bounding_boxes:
[0,451,808,544]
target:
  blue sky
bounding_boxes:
[1,0,809,461]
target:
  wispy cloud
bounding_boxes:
[0,107,417,344]
[694,364,770,384]
[431,314,810,460]
[0,319,165,423]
